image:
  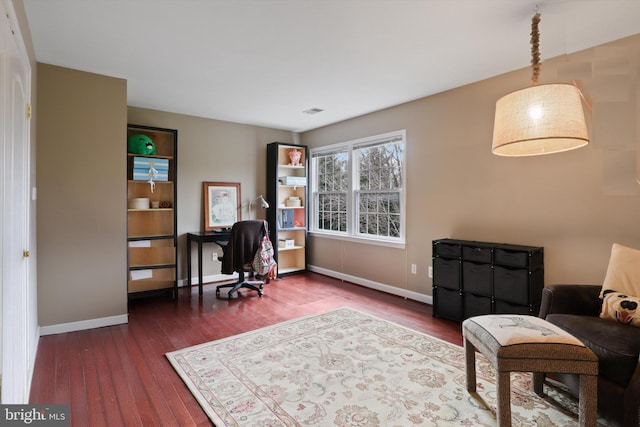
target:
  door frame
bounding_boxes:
[1,0,36,404]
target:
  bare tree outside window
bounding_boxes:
[315,151,348,232]
[357,142,403,238]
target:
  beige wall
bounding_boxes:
[37,64,128,326]
[127,107,295,280]
[302,34,640,296]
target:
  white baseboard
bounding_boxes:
[39,314,129,336]
[307,265,433,305]
[39,274,239,336]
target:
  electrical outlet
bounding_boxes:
[411,264,417,275]
[428,266,433,278]
[212,252,218,261]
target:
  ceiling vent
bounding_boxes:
[302,108,324,115]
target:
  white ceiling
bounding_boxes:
[22,0,640,132]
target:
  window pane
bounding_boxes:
[315,150,348,233]
[318,193,346,232]
[357,139,403,238]
[317,152,348,192]
[358,142,403,191]
[358,191,401,238]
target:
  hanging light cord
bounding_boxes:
[530,12,541,85]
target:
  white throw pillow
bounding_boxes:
[600,291,640,327]
[600,243,640,298]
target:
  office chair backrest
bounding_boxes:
[221,220,268,274]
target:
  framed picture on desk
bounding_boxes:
[203,181,241,231]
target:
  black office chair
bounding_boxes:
[216,220,269,298]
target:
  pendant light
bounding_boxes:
[491,12,589,156]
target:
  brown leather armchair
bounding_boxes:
[539,284,640,426]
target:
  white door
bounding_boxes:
[1,0,34,403]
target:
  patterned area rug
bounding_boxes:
[166,307,605,426]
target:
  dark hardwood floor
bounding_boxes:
[29,272,462,426]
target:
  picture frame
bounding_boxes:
[203,182,241,231]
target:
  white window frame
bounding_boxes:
[310,130,406,248]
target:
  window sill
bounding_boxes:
[308,231,405,249]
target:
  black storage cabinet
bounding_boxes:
[432,238,544,322]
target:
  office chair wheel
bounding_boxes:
[258,290,263,297]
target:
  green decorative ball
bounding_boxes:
[128,134,156,155]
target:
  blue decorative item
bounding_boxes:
[128,134,156,155]
[132,157,169,182]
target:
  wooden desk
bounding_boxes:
[186,230,231,295]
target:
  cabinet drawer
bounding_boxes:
[463,293,492,319]
[494,249,530,267]
[462,262,492,296]
[433,286,462,321]
[529,268,544,305]
[493,266,530,305]
[433,242,460,258]
[462,245,492,263]
[433,257,460,290]
[494,299,535,316]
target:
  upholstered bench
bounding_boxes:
[462,314,598,427]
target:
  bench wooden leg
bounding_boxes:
[532,372,545,396]
[464,337,477,392]
[578,374,597,427]
[496,371,512,426]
